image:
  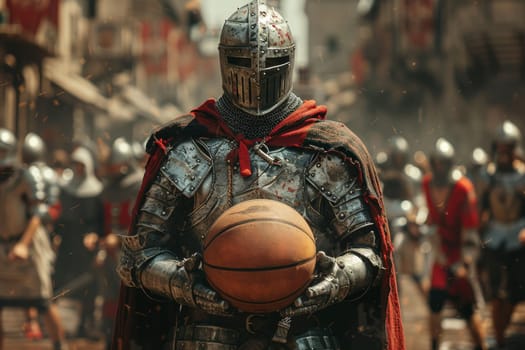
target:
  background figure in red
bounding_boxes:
[422,138,486,350]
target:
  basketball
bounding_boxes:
[203,199,316,313]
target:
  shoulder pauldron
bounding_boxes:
[160,140,212,198]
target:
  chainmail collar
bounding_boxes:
[216,93,303,139]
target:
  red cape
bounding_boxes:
[112,99,405,350]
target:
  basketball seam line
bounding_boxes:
[204,217,315,250]
[203,254,316,271]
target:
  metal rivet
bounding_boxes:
[332,195,338,200]
[161,211,166,216]
[310,173,315,177]
[190,186,195,191]
[174,179,179,183]
[190,176,196,180]
[316,163,321,167]
[327,191,332,196]
[321,186,326,192]
[339,213,345,219]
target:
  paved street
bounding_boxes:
[399,275,525,350]
[3,301,105,350]
[3,277,525,349]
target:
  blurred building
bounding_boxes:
[304,0,525,160]
[1,0,220,156]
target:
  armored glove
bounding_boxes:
[142,253,234,316]
[171,253,233,316]
[281,251,353,317]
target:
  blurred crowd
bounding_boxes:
[0,131,147,350]
[376,120,525,350]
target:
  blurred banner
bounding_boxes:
[6,0,59,36]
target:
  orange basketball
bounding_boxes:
[203,199,316,313]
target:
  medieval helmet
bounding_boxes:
[432,137,455,161]
[386,135,409,169]
[430,138,457,183]
[493,120,521,147]
[109,138,134,166]
[22,132,46,164]
[218,0,295,116]
[0,128,17,167]
[471,147,488,166]
[387,135,409,156]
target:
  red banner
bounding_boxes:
[6,0,59,36]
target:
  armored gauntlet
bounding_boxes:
[139,253,233,316]
[282,249,382,317]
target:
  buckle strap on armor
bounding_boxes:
[177,325,240,345]
[295,329,341,350]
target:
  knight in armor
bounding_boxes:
[378,136,428,296]
[380,135,421,203]
[479,121,525,349]
[112,2,404,349]
[20,132,64,340]
[97,138,142,348]
[0,129,68,350]
[422,138,486,350]
[53,146,104,339]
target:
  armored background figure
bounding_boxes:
[22,132,62,231]
[98,138,143,348]
[112,1,404,349]
[0,128,67,350]
[479,120,525,349]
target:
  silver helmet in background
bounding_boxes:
[22,132,46,164]
[0,128,17,167]
[218,0,295,115]
[493,120,521,147]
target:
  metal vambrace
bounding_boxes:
[333,248,383,300]
[139,253,197,307]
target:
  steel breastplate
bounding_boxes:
[187,138,328,247]
[488,171,525,223]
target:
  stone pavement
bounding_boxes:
[3,276,525,349]
[399,274,525,350]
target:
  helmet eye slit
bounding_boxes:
[265,56,289,67]
[227,56,251,68]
